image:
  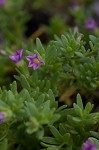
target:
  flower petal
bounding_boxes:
[40,59,44,64]
[33,63,39,70]
[32,54,38,59]
[26,56,33,61]
[0,112,5,119]
[9,55,16,62]
[28,62,34,67]
[19,49,23,60]
[81,139,96,150]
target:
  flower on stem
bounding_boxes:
[85,17,97,30]
[0,112,5,124]
[9,49,23,64]
[26,53,44,70]
[81,139,97,150]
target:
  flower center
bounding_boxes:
[33,58,40,64]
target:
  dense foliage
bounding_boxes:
[0,32,98,150]
[0,0,99,150]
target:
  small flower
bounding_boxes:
[71,0,79,10]
[9,49,23,64]
[81,139,97,150]
[26,53,44,70]
[0,0,6,6]
[0,112,5,124]
[85,17,97,30]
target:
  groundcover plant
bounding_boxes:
[0,31,99,150]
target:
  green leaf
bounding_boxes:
[7,90,15,102]
[42,100,50,114]
[89,35,99,44]
[75,52,84,57]
[36,38,45,55]
[71,116,82,123]
[41,142,53,148]
[49,114,60,125]
[59,124,66,135]
[47,145,59,150]
[63,133,71,144]
[54,35,63,47]
[48,89,57,108]
[89,41,94,50]
[42,137,58,145]
[20,74,31,92]
[56,105,67,112]
[76,94,83,110]
[49,125,62,142]
[36,94,45,107]
[84,102,94,113]
[25,102,39,117]
[73,103,83,117]
[45,45,57,64]
[10,81,17,96]
[36,128,44,140]
[60,108,75,117]
[26,50,33,55]
[61,34,68,47]
[0,138,8,150]
[90,131,99,139]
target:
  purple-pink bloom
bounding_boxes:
[81,139,97,150]
[26,54,44,70]
[0,0,6,6]
[0,112,5,124]
[9,49,23,64]
[85,17,97,30]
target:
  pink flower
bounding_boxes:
[81,139,97,150]
[9,49,23,64]
[26,54,44,70]
[85,17,97,30]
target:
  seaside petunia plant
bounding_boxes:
[0,31,98,150]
